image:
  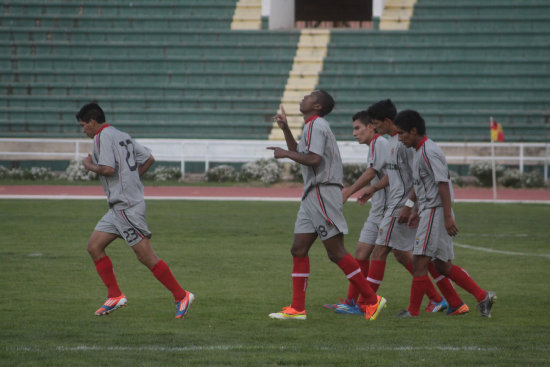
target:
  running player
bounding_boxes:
[323,110,389,314]
[77,102,194,319]
[393,109,497,318]
[358,99,449,313]
[266,91,386,321]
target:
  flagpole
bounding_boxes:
[490,116,497,202]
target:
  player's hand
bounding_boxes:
[398,206,412,224]
[266,146,287,159]
[408,212,420,229]
[357,186,375,205]
[445,215,458,236]
[82,154,94,171]
[273,105,289,130]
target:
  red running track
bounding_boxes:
[0,185,549,203]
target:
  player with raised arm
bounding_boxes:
[393,109,496,318]
[77,102,194,319]
[266,91,386,321]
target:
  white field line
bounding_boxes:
[454,241,550,259]
[9,344,506,353]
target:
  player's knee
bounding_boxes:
[290,246,307,258]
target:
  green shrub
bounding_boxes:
[500,169,522,188]
[239,159,283,184]
[205,165,238,183]
[342,164,367,186]
[468,161,504,187]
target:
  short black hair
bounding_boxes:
[394,109,426,136]
[76,102,105,124]
[352,110,371,125]
[314,90,335,117]
[366,99,396,122]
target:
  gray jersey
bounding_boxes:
[385,133,415,216]
[92,125,152,209]
[298,116,343,198]
[412,137,454,212]
[367,134,389,218]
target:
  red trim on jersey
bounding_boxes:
[422,208,435,254]
[390,131,398,137]
[315,186,333,226]
[94,124,110,151]
[95,124,110,136]
[305,115,320,125]
[384,217,396,246]
[415,136,428,151]
[305,116,319,150]
[369,134,381,156]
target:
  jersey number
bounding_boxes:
[119,140,138,171]
[123,228,139,243]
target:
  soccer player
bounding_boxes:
[77,102,194,319]
[323,110,389,314]
[266,90,386,321]
[393,109,497,318]
[357,99,449,313]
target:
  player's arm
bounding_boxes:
[399,188,417,224]
[83,154,114,176]
[438,181,458,236]
[273,105,298,152]
[266,148,321,167]
[138,155,155,177]
[343,167,377,202]
[357,174,389,205]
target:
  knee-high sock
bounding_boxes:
[346,259,369,303]
[291,257,309,311]
[428,262,463,308]
[94,256,122,298]
[151,260,186,301]
[338,254,377,305]
[366,259,386,292]
[409,276,430,316]
[404,262,442,303]
[448,265,486,302]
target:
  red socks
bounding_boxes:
[291,257,310,311]
[346,259,369,303]
[151,260,186,301]
[94,256,122,298]
[404,262,442,303]
[448,265,486,302]
[428,262,463,308]
[367,259,386,292]
[338,254,377,305]
[409,276,430,316]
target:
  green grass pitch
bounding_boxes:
[1,199,549,366]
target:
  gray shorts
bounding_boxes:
[375,214,415,251]
[413,207,454,262]
[294,185,348,241]
[95,201,152,246]
[358,213,383,245]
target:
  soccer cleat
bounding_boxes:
[364,295,387,321]
[268,306,307,320]
[175,292,195,319]
[335,301,364,315]
[396,309,418,318]
[478,291,497,318]
[446,302,470,316]
[425,298,448,313]
[95,294,127,316]
[323,297,348,310]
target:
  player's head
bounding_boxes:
[366,99,397,134]
[300,90,335,117]
[313,90,335,116]
[352,110,376,144]
[394,109,426,148]
[76,102,105,124]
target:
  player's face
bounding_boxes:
[352,120,373,144]
[371,118,388,135]
[79,119,96,139]
[299,91,320,115]
[397,127,415,148]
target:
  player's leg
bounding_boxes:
[269,232,316,320]
[366,244,391,292]
[87,229,127,315]
[435,259,496,317]
[131,238,193,319]
[345,242,373,303]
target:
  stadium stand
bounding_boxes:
[0,0,549,142]
[0,0,298,139]
[319,0,550,142]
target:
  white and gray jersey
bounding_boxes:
[412,137,454,212]
[298,116,344,198]
[92,125,152,209]
[367,134,389,218]
[385,133,415,216]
